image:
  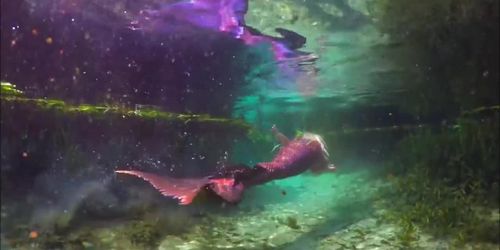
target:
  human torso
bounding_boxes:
[243,138,323,186]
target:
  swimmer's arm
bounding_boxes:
[271,124,290,146]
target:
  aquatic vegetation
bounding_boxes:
[378,114,500,245]
[1,1,499,249]
[371,0,499,118]
[395,216,419,248]
[0,92,253,133]
[1,82,23,97]
[124,221,162,247]
[391,116,499,189]
[284,216,301,230]
[379,168,499,247]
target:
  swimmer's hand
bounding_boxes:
[271,124,290,146]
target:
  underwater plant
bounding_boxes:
[371,4,500,240]
[0,82,253,133]
[124,221,162,247]
[370,0,499,119]
[378,113,499,246]
[1,82,23,96]
[391,115,499,189]
[395,215,420,249]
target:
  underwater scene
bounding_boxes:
[1,0,499,249]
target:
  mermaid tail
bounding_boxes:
[116,169,249,204]
[115,170,210,205]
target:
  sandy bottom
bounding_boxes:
[3,169,498,250]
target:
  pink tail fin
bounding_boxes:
[115,170,210,205]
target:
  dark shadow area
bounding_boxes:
[1,0,253,117]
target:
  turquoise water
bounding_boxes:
[1,0,499,249]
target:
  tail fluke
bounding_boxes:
[115,170,210,205]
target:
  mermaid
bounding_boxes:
[116,125,336,205]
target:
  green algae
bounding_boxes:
[1,95,253,133]
[1,81,255,133]
[1,82,23,97]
